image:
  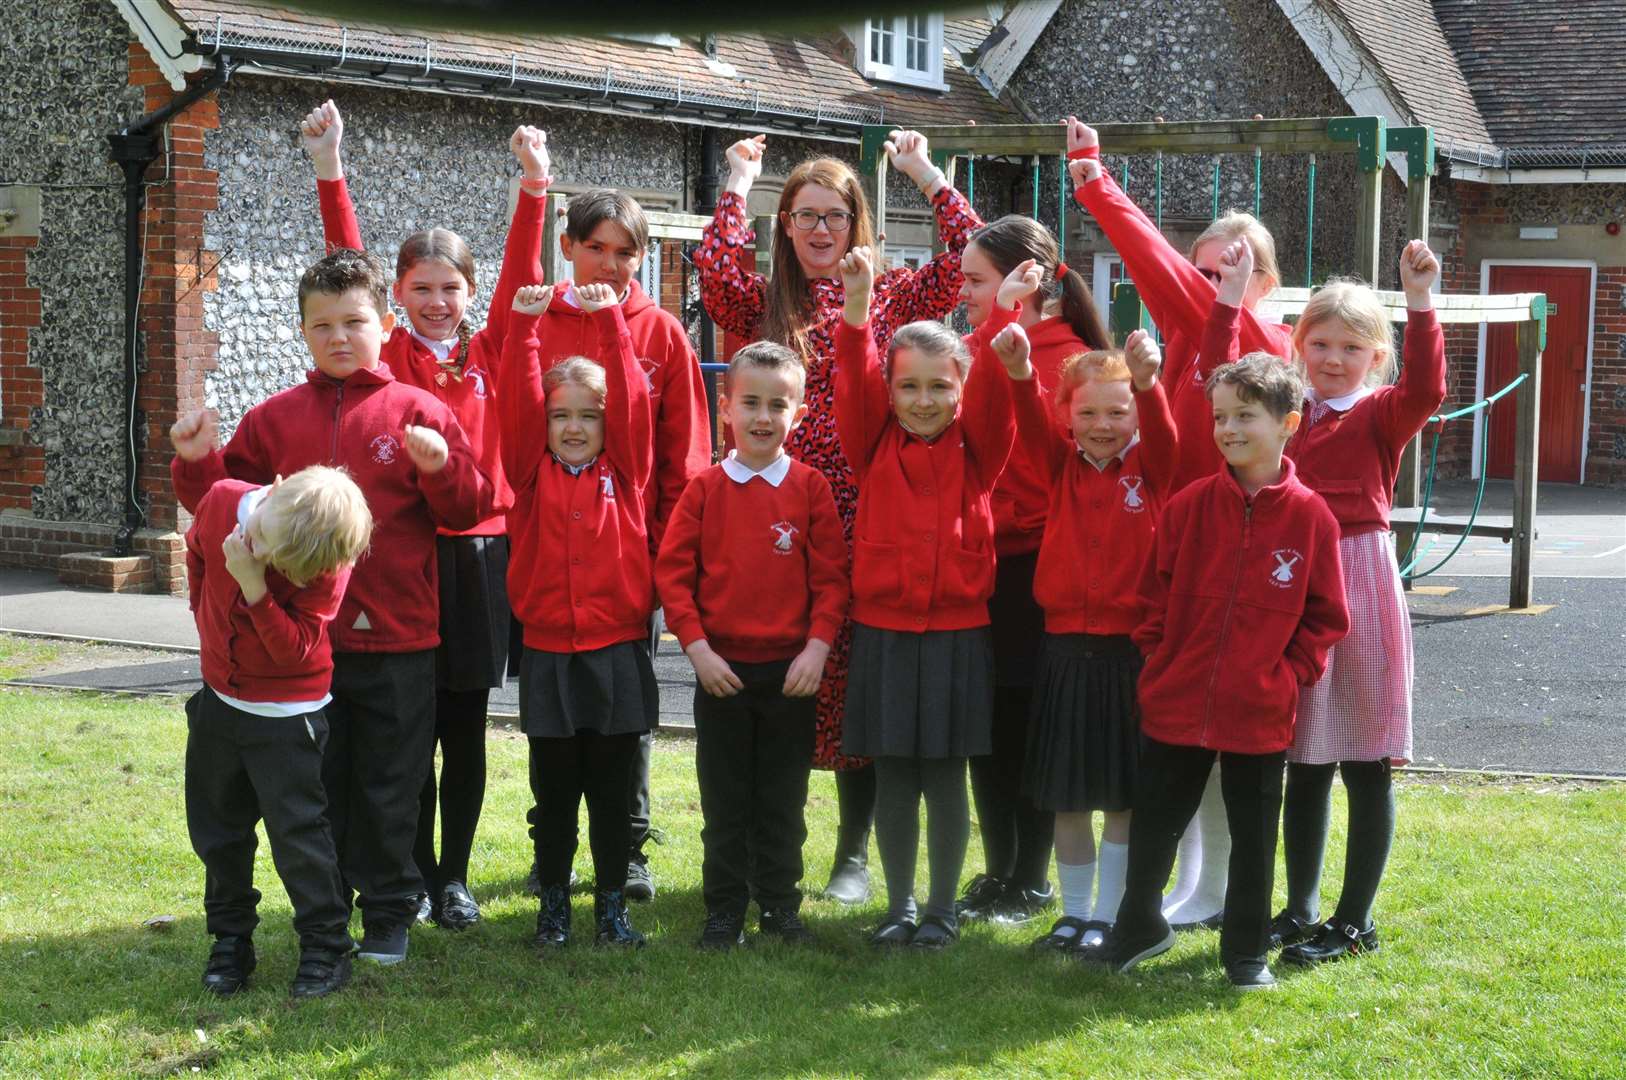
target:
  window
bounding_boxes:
[888,245,933,272]
[860,15,945,90]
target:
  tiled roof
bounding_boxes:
[165,0,1020,132]
[1432,0,1626,148]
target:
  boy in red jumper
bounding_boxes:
[1079,354,1348,990]
[171,250,491,966]
[655,341,849,950]
[182,465,372,999]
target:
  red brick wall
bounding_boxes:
[1590,267,1626,486]
[0,233,44,510]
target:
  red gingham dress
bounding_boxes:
[693,187,981,769]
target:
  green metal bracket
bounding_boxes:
[1387,126,1436,180]
[1110,281,1157,347]
[1530,294,1549,351]
[859,125,890,174]
[1327,116,1387,172]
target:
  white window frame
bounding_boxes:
[1092,253,1125,320]
[861,14,946,90]
[887,245,934,272]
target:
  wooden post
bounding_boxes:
[1353,165,1383,287]
[1394,143,1434,536]
[541,191,570,286]
[1509,318,1543,609]
[873,148,888,266]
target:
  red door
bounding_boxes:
[1484,265,1590,482]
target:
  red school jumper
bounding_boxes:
[528,282,711,549]
[833,318,1017,632]
[317,176,549,537]
[187,478,352,703]
[171,365,490,653]
[499,305,655,653]
[1010,374,1180,636]
[1075,172,1292,492]
[654,457,849,663]
[1133,457,1349,754]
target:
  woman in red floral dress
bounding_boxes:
[693,130,981,903]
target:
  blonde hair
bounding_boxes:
[889,320,971,380]
[259,466,373,587]
[1292,279,1397,384]
[1191,211,1281,293]
[1056,349,1130,407]
[542,356,608,401]
[762,157,877,358]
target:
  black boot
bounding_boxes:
[535,884,571,949]
[824,764,875,905]
[594,888,645,948]
[201,935,255,996]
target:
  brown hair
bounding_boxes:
[396,228,477,356]
[257,465,373,587]
[1206,351,1305,420]
[1056,349,1130,407]
[1191,211,1282,294]
[889,320,971,381]
[565,189,650,254]
[762,157,877,358]
[297,249,390,320]
[542,356,608,401]
[966,216,1110,350]
[727,340,806,399]
[1292,279,1396,384]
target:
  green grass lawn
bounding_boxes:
[0,682,1622,1079]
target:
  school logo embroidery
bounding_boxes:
[369,434,399,465]
[600,470,616,500]
[1191,365,1205,386]
[770,521,798,555]
[466,365,488,400]
[1119,475,1146,513]
[1269,549,1303,588]
[637,357,660,395]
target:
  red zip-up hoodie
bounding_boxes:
[499,305,655,653]
[1134,457,1349,754]
[187,479,351,703]
[1075,172,1292,492]
[835,317,1017,632]
[317,176,548,537]
[171,365,489,653]
[527,281,710,548]
[1012,373,1179,636]
[990,314,1089,556]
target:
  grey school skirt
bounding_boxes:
[518,639,658,739]
[841,622,994,760]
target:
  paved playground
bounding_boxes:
[2,481,1621,775]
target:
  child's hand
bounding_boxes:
[1065,116,1103,185]
[839,246,876,327]
[1400,239,1440,309]
[782,639,831,697]
[1215,238,1254,307]
[222,526,269,603]
[725,135,766,195]
[510,125,552,188]
[574,282,619,313]
[404,424,449,474]
[991,323,1033,379]
[1125,328,1162,391]
[299,100,343,180]
[686,641,744,698]
[512,284,554,316]
[996,257,1042,312]
[884,129,943,192]
[170,409,218,463]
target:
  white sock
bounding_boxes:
[1094,841,1129,924]
[1162,820,1202,915]
[1057,860,1096,922]
[1166,767,1231,923]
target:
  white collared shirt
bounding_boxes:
[1308,385,1375,412]
[720,450,791,487]
[1076,433,1139,473]
[552,452,599,476]
[409,328,459,361]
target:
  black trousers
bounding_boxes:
[184,687,351,953]
[1115,736,1285,963]
[529,731,642,891]
[323,650,438,926]
[693,658,818,914]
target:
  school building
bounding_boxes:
[1,0,1622,594]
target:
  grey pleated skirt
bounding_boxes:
[842,622,994,760]
[1022,633,1141,813]
[518,639,657,739]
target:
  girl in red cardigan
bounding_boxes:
[696,131,981,906]
[1003,329,1178,953]
[301,100,549,931]
[500,282,656,950]
[833,248,1017,949]
[1270,241,1447,966]
[1066,115,1293,930]
[953,215,1112,926]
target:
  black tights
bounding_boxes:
[413,688,489,891]
[968,685,1055,891]
[1283,759,1395,930]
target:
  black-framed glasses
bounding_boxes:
[786,209,854,232]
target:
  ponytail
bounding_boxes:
[1054,264,1110,351]
[966,215,1109,350]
